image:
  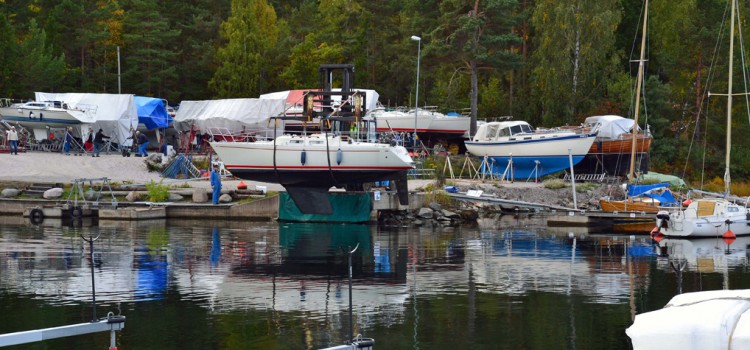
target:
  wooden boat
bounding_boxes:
[584,115,652,154]
[600,182,677,213]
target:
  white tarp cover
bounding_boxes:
[259,88,380,112]
[626,289,750,350]
[35,92,138,144]
[584,115,638,139]
[173,98,285,133]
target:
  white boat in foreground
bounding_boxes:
[626,289,750,349]
[464,120,596,180]
[211,133,414,214]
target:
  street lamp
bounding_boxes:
[411,35,421,149]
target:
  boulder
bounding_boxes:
[441,209,460,218]
[1,188,20,198]
[418,207,434,219]
[43,187,64,199]
[429,202,442,211]
[219,193,233,203]
[192,189,208,203]
[125,191,140,202]
[168,193,184,202]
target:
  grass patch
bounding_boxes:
[575,182,600,193]
[145,180,170,202]
[543,178,568,189]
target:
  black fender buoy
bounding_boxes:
[29,208,44,224]
[301,149,306,165]
[70,206,83,219]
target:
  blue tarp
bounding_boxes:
[627,182,670,197]
[134,96,171,130]
[645,189,678,206]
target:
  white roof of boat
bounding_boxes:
[35,92,138,144]
[174,98,285,133]
[480,120,531,128]
[584,115,637,138]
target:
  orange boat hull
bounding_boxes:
[589,135,652,154]
[599,199,660,213]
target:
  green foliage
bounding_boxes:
[210,0,279,97]
[543,179,568,190]
[145,180,170,202]
[575,182,599,193]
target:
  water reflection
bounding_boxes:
[1,216,750,349]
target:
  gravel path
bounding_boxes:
[0,151,437,192]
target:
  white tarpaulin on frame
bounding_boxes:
[173,98,285,134]
[35,92,138,144]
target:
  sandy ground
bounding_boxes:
[0,151,440,191]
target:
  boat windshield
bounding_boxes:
[510,124,533,135]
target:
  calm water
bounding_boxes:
[1,215,749,349]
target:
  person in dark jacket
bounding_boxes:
[63,127,73,155]
[93,129,109,157]
[136,131,149,157]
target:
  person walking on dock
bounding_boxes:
[135,131,149,157]
[7,126,18,155]
[210,163,222,204]
[93,129,110,157]
[63,127,73,155]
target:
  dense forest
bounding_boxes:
[3,0,750,184]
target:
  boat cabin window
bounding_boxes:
[28,103,46,108]
[486,124,500,139]
[727,206,740,213]
[498,127,511,137]
[310,141,323,145]
[510,124,533,135]
[290,140,303,144]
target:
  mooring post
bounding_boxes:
[81,233,100,322]
[348,243,359,344]
[568,149,578,210]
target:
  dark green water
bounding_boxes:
[1,215,749,349]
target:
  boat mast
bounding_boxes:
[629,0,648,183]
[725,0,736,197]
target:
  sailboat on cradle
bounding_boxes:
[655,0,750,238]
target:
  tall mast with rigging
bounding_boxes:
[628,0,649,183]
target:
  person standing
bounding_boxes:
[93,129,110,157]
[85,127,94,152]
[7,126,18,155]
[210,163,222,204]
[63,127,73,155]
[136,131,149,157]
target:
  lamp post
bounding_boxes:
[411,35,421,150]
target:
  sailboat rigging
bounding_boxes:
[655,0,750,237]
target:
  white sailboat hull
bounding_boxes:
[366,109,470,134]
[655,199,750,237]
[0,104,94,129]
[210,134,414,187]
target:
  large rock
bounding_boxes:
[125,191,140,202]
[43,187,64,199]
[219,193,233,203]
[440,209,460,219]
[418,207,434,219]
[1,188,20,198]
[192,189,208,203]
[168,193,184,202]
